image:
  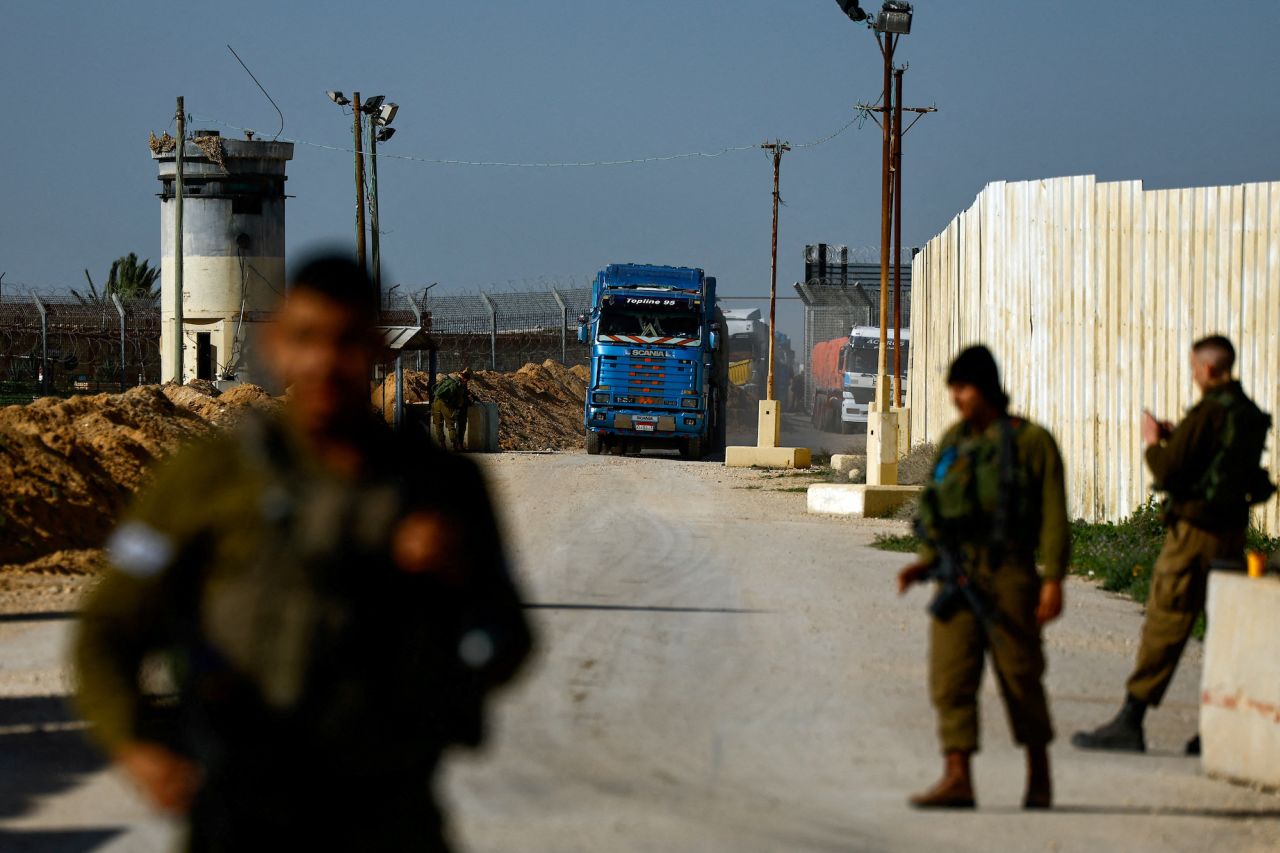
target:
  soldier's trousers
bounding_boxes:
[1125,520,1245,706]
[431,398,464,450]
[929,565,1054,753]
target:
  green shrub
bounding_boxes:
[871,532,920,553]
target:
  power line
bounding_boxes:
[189,113,865,169]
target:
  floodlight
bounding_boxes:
[376,103,399,126]
[376,127,396,142]
[362,95,386,112]
[326,90,349,106]
[835,0,868,22]
[875,1,912,34]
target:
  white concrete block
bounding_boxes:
[1201,572,1280,789]
[807,484,920,518]
[830,454,860,475]
[465,402,500,452]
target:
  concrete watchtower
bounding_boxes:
[153,131,294,385]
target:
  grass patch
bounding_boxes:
[872,532,920,553]
[870,497,1280,642]
[771,486,811,493]
[733,484,763,490]
[1070,499,1166,603]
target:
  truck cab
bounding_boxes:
[840,325,909,427]
[578,264,726,459]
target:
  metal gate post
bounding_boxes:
[407,293,424,372]
[550,287,567,364]
[111,294,126,391]
[394,353,404,431]
[480,292,497,371]
[32,294,48,395]
[428,347,438,403]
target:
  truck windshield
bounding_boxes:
[599,309,701,341]
[846,341,909,376]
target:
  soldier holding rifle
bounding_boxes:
[898,345,1070,810]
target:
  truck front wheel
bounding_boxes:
[586,430,602,455]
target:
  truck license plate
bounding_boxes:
[635,421,655,432]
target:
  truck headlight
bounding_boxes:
[681,397,699,409]
[592,392,609,404]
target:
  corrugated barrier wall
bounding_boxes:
[908,174,1280,529]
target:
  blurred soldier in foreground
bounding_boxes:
[74,254,533,852]
[432,367,472,451]
[1073,335,1272,755]
[898,345,1069,810]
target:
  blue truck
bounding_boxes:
[577,263,727,459]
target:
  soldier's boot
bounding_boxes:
[1070,694,1147,753]
[1023,745,1052,810]
[1185,734,1201,756]
[908,750,975,810]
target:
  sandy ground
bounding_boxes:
[1,451,1278,851]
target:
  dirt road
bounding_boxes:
[2,453,1278,851]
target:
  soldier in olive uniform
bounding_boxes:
[898,345,1069,810]
[1073,335,1271,755]
[74,255,533,852]
[431,367,472,451]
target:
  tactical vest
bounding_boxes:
[434,375,466,409]
[1191,384,1274,512]
[919,418,1027,564]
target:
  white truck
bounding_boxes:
[811,325,909,433]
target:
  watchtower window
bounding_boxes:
[232,197,263,215]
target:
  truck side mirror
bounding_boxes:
[576,317,589,344]
[709,331,720,351]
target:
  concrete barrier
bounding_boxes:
[1200,572,1280,789]
[830,454,860,476]
[465,402,500,453]
[807,484,920,518]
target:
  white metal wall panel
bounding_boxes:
[910,175,1280,531]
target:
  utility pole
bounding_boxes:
[368,122,380,290]
[352,92,367,272]
[892,67,904,408]
[174,96,185,384]
[858,66,934,410]
[875,33,895,407]
[761,140,790,402]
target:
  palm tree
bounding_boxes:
[73,254,161,303]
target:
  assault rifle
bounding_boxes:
[923,538,998,626]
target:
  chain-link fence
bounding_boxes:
[0,294,163,403]
[0,282,597,403]
[795,245,915,411]
[392,286,593,374]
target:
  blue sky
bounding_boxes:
[2,1,1278,343]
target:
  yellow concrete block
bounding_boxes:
[724,445,812,469]
[866,410,899,486]
[757,400,781,448]
[807,484,921,517]
[892,406,911,459]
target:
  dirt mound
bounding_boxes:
[161,381,280,427]
[374,360,587,451]
[0,382,282,572]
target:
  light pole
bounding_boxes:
[364,97,399,293]
[327,90,369,272]
[835,0,914,485]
